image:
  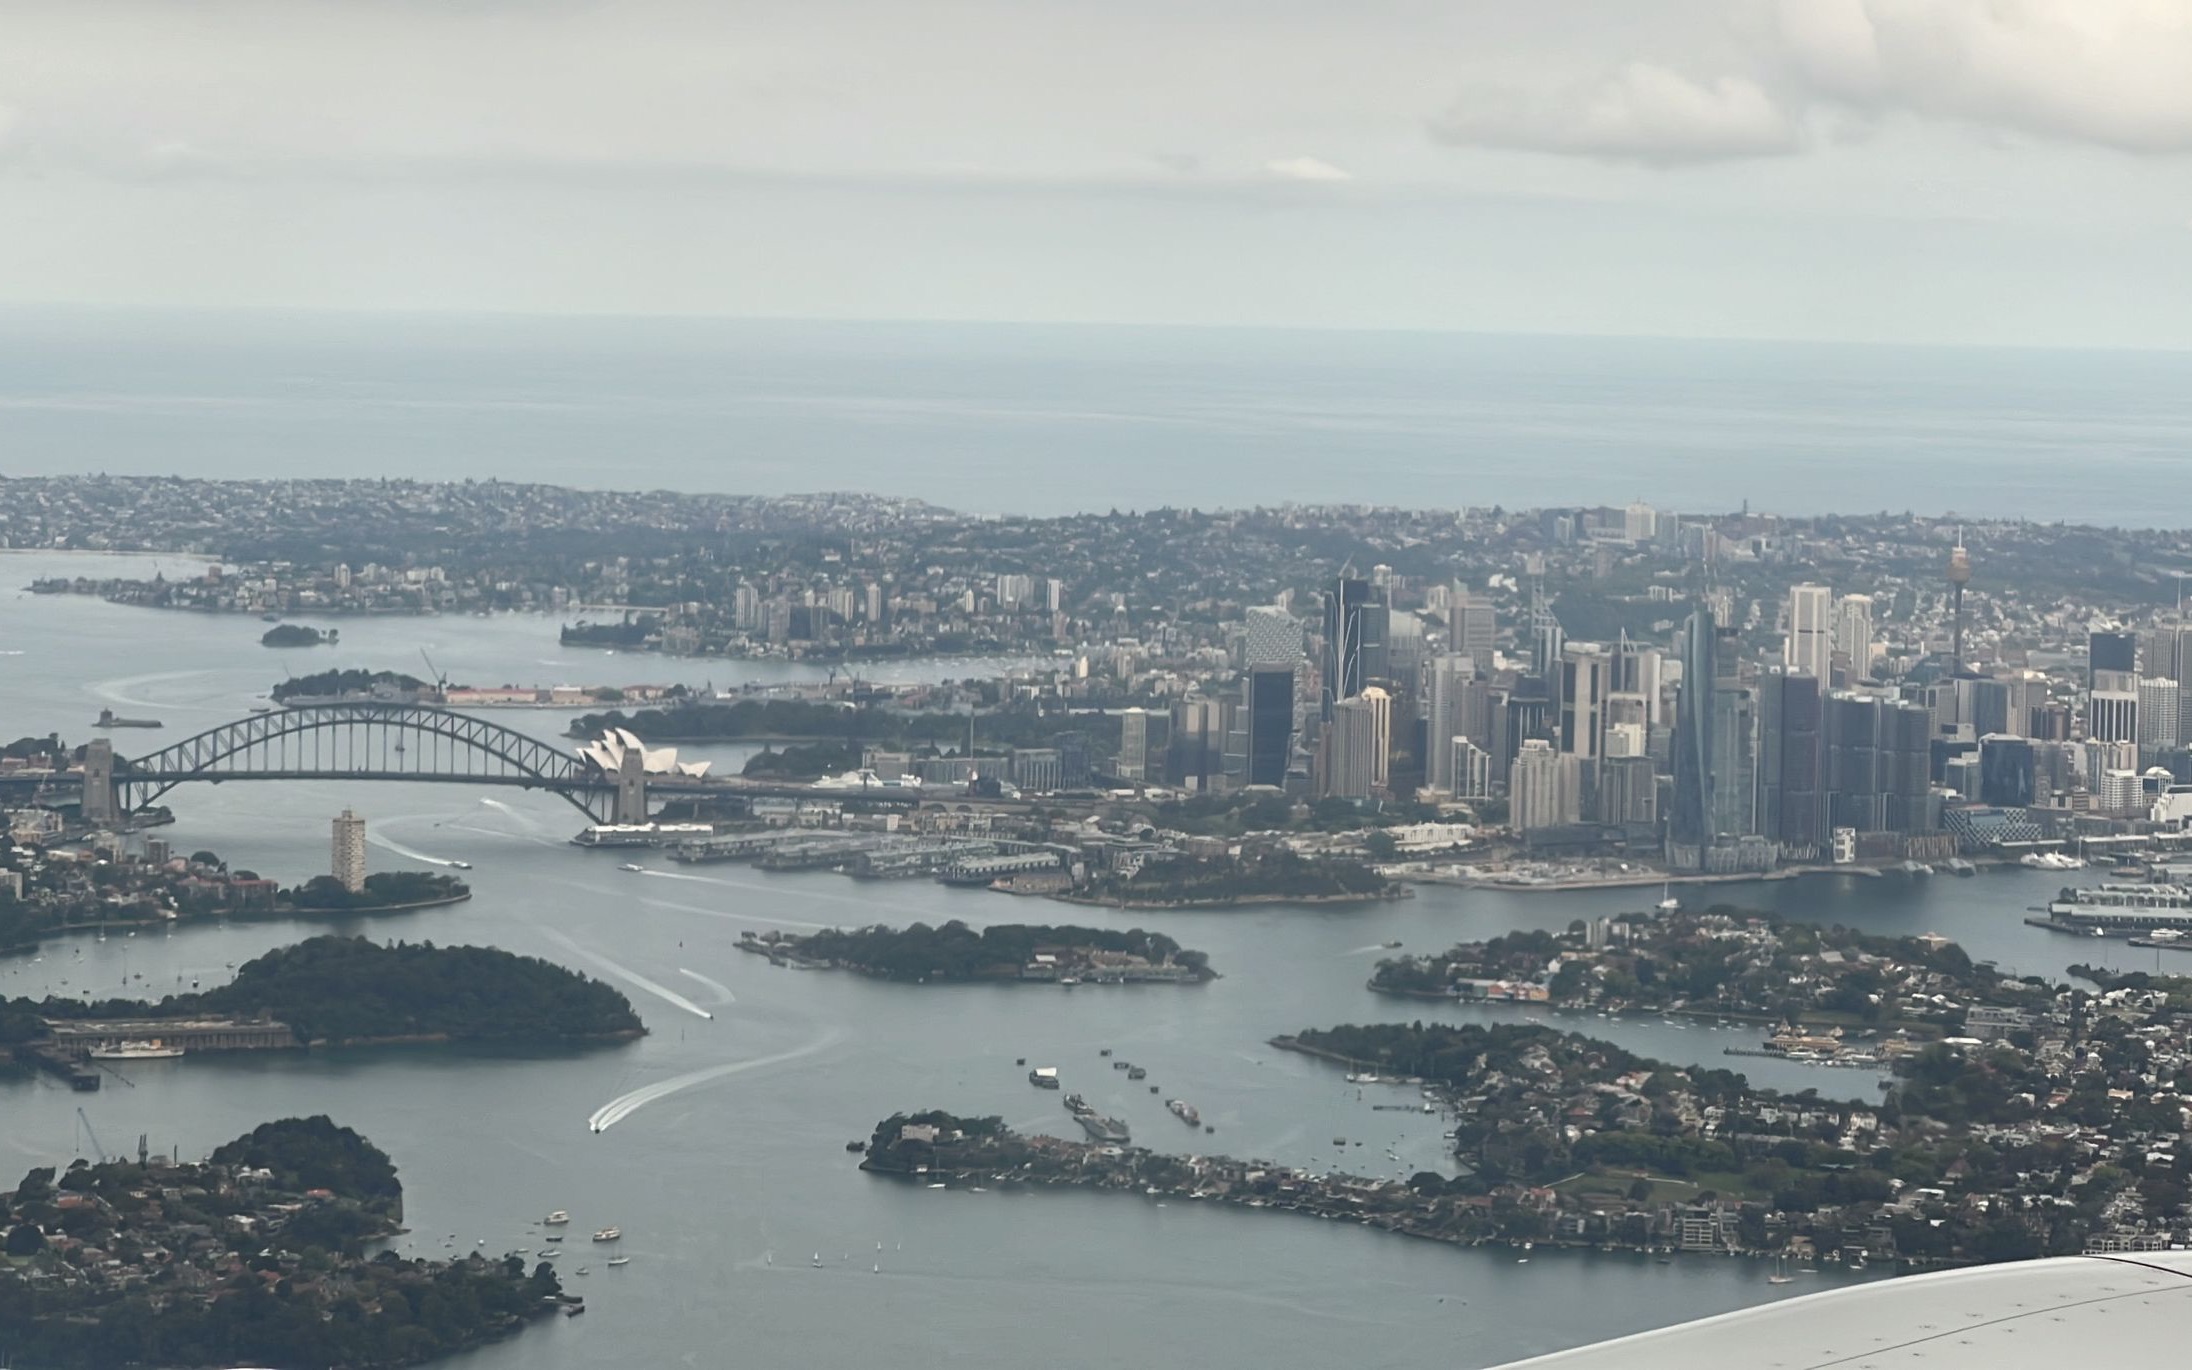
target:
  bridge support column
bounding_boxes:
[81,739,116,825]
[615,749,649,825]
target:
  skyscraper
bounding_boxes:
[1709,683,1759,840]
[1450,738,1492,800]
[1834,594,1875,680]
[1784,584,1833,683]
[1669,608,1717,848]
[2139,678,2181,751]
[1244,665,1295,788]
[2088,686,2139,744]
[1360,685,1392,789]
[1979,735,2036,807]
[1597,722,1658,826]
[1450,591,1498,672]
[1325,693,1382,800]
[1758,668,1825,853]
[1118,708,1148,782]
[1243,606,1302,667]
[1165,694,1227,790]
[331,809,367,893]
[1529,596,1565,681]
[1607,634,1663,730]
[1825,694,1934,834]
[1321,577,1372,720]
[1510,739,1579,832]
[2089,630,2139,685]
[1558,642,1612,760]
[1425,653,1476,793]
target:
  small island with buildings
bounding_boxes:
[1366,906,2047,1068]
[3,936,644,1085]
[737,920,1213,984]
[0,1115,574,1368]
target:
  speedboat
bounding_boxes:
[619,863,644,873]
[607,1256,630,1267]
[544,1211,570,1225]
[591,1227,621,1242]
[449,860,473,870]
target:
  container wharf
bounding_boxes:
[45,1017,300,1056]
[671,830,1009,880]
[1723,1047,1884,1068]
[2024,916,2139,938]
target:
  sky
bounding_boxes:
[3,0,2191,347]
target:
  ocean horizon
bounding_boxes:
[1,308,2187,525]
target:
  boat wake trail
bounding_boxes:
[641,868,932,922]
[366,833,462,869]
[1340,944,1388,957]
[634,887,831,933]
[542,930,714,1021]
[588,1029,845,1132]
[87,670,217,712]
[677,968,736,1005]
[478,797,544,832]
[445,822,560,848]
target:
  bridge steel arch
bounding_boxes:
[111,704,629,822]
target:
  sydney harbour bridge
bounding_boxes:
[73,702,915,826]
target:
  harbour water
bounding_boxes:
[0,554,2150,1368]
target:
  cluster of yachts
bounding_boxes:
[464,1210,633,1280]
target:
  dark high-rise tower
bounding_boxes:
[1669,607,1717,848]
[2088,629,2138,685]
[1244,664,1295,787]
[1947,533,1971,673]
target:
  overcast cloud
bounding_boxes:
[0,0,2187,346]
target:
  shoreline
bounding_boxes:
[3,891,473,959]
[281,891,473,917]
[1052,889,1408,911]
[1425,861,2021,895]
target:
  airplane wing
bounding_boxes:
[1488,1253,2192,1369]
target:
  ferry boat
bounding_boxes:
[1166,1099,1201,1126]
[1027,1066,1060,1089]
[590,1227,621,1242]
[89,1040,183,1060]
[573,822,714,849]
[607,1256,630,1267]
[544,1211,571,1226]
[2046,882,2192,931]
[2022,851,2086,871]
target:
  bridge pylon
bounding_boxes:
[614,749,649,824]
[81,738,116,825]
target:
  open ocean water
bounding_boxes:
[0,310,2187,522]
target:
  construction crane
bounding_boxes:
[419,649,451,701]
[75,1107,107,1164]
